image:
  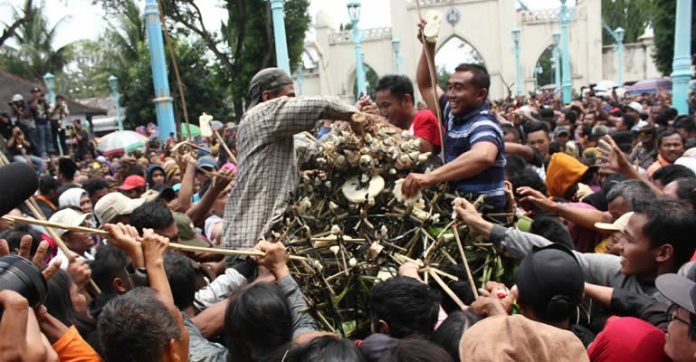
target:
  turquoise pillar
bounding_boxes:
[347,0,366,99]
[144,0,175,141]
[512,28,522,96]
[615,27,624,85]
[560,0,572,104]
[270,0,291,73]
[108,75,124,131]
[552,32,561,94]
[671,0,692,114]
[43,73,56,104]
[392,38,401,74]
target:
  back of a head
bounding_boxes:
[83,179,108,197]
[641,199,696,267]
[369,276,441,338]
[90,244,128,295]
[379,336,454,362]
[454,63,490,94]
[652,164,695,186]
[515,245,584,323]
[163,251,195,310]
[376,75,414,100]
[58,158,77,180]
[431,311,481,362]
[130,201,173,232]
[45,269,78,327]
[509,167,547,197]
[0,224,41,255]
[523,121,549,137]
[530,217,574,250]
[605,180,656,212]
[39,175,59,195]
[225,283,293,361]
[285,335,365,362]
[98,287,181,362]
[675,116,696,133]
[587,317,670,362]
[671,177,696,207]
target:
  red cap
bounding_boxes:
[118,175,146,191]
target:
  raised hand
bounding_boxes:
[255,240,290,280]
[517,186,557,213]
[1,237,61,280]
[0,291,59,362]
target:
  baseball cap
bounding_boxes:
[30,87,41,94]
[515,244,584,313]
[627,101,644,114]
[118,175,146,191]
[11,94,24,102]
[94,192,145,224]
[656,273,696,315]
[196,156,217,172]
[48,209,89,236]
[553,126,570,137]
[173,212,209,247]
[247,67,294,109]
[595,212,634,233]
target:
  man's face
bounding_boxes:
[31,90,41,99]
[376,90,411,129]
[66,231,95,255]
[446,71,486,116]
[619,213,658,278]
[607,196,630,221]
[584,113,596,126]
[526,130,550,159]
[649,105,663,123]
[659,134,685,163]
[151,170,165,186]
[124,188,144,199]
[555,132,570,145]
[263,83,295,103]
[665,306,696,361]
[639,130,656,145]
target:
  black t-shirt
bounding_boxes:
[0,121,13,140]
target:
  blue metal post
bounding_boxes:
[560,0,572,104]
[347,0,366,99]
[552,32,561,94]
[295,61,304,96]
[615,27,624,85]
[671,0,692,114]
[144,0,175,141]
[43,73,56,104]
[270,0,291,73]
[392,38,401,74]
[108,75,123,131]
[512,28,522,96]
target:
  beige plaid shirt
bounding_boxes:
[222,96,356,249]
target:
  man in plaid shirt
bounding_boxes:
[222,68,361,249]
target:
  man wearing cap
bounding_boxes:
[94,192,145,226]
[118,175,146,199]
[29,87,54,157]
[629,124,658,171]
[48,208,95,269]
[222,67,367,249]
[656,273,696,361]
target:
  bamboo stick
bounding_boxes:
[3,215,306,261]
[451,225,479,299]
[428,269,468,311]
[213,129,237,165]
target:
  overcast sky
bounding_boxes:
[0,0,567,48]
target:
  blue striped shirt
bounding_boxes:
[443,100,506,204]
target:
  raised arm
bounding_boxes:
[415,20,444,116]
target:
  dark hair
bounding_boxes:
[642,199,696,267]
[657,130,685,148]
[523,121,550,136]
[453,63,490,92]
[669,178,696,208]
[504,155,528,177]
[548,141,563,156]
[83,179,108,197]
[0,112,10,120]
[90,244,129,296]
[125,164,145,178]
[285,335,365,362]
[163,251,195,310]
[375,75,415,101]
[656,107,678,126]
[530,217,574,249]
[563,109,578,124]
[225,283,293,362]
[39,175,59,195]
[622,114,637,130]
[58,158,77,181]
[428,265,476,313]
[501,124,521,142]
[579,124,592,138]
[378,336,454,362]
[605,180,656,212]
[674,116,696,133]
[652,164,695,185]
[98,287,181,362]
[130,201,174,232]
[508,167,547,196]
[431,311,481,362]
[44,269,96,339]
[370,276,441,338]
[0,224,42,255]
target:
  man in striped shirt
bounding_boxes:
[401,25,506,211]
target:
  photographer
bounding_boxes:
[49,95,69,155]
[30,87,54,157]
[8,94,37,156]
[7,126,44,174]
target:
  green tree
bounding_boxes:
[601,0,652,45]
[0,4,75,82]
[0,0,35,48]
[651,0,696,75]
[535,46,555,88]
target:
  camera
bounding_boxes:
[0,256,47,310]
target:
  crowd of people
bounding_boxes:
[0,18,696,362]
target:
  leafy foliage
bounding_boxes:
[601,0,652,46]
[650,0,696,75]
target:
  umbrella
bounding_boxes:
[97,130,148,157]
[625,78,672,95]
[180,124,202,137]
[211,120,224,130]
[594,80,618,91]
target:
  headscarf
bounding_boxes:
[587,317,669,362]
[146,164,166,188]
[546,153,589,198]
[58,188,87,209]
